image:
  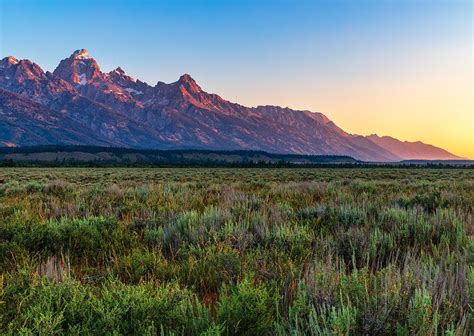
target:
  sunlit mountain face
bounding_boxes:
[0,50,461,162]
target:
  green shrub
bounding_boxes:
[57,216,119,260]
[266,224,313,261]
[217,278,275,335]
[397,288,439,335]
[113,248,175,284]
[4,277,213,335]
[179,244,241,295]
[4,216,120,261]
[96,279,212,335]
[275,283,357,336]
[398,189,442,213]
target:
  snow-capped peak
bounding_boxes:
[5,56,19,65]
[72,49,92,60]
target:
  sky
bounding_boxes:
[0,0,472,158]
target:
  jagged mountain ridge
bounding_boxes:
[0,49,461,161]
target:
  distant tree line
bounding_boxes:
[0,145,471,168]
[0,159,472,169]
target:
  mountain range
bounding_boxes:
[0,49,462,161]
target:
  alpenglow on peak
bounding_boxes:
[71,49,91,60]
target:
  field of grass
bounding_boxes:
[0,168,472,335]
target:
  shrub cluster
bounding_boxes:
[0,168,472,334]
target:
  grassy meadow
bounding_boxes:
[0,168,472,335]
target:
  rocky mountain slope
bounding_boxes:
[0,49,461,161]
[366,134,462,160]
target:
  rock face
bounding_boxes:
[53,49,102,86]
[0,89,111,147]
[0,49,461,161]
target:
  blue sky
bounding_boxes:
[0,0,472,157]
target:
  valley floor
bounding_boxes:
[0,168,472,335]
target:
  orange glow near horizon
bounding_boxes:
[316,66,473,159]
[219,45,473,159]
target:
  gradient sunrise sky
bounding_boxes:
[1,0,472,158]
